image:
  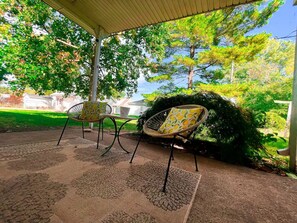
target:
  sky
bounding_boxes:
[132,0,297,100]
[254,0,297,40]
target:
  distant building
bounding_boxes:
[50,93,82,111]
[106,98,149,116]
[2,92,148,116]
[23,94,52,109]
[23,93,82,111]
[128,99,150,116]
[0,94,23,107]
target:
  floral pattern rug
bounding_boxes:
[0,138,201,223]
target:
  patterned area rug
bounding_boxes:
[0,138,201,223]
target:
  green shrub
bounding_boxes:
[265,111,286,131]
[139,91,264,165]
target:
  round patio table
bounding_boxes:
[99,114,137,156]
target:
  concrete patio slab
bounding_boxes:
[0,128,297,222]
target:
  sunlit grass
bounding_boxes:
[0,109,138,132]
[262,137,289,171]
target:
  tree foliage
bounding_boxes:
[0,0,167,98]
[197,76,293,132]
[148,0,283,88]
[231,39,295,83]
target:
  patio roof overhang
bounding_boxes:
[42,0,258,37]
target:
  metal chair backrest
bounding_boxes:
[143,104,208,138]
[67,102,112,121]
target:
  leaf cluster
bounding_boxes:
[0,0,167,98]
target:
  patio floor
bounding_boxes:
[1,128,297,222]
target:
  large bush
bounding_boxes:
[140,91,264,164]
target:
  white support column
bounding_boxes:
[289,29,297,172]
[91,36,103,102]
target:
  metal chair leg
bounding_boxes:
[189,134,198,171]
[57,118,69,146]
[82,122,85,138]
[163,136,176,193]
[129,131,143,163]
[101,120,104,140]
[193,148,198,171]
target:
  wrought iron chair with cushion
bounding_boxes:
[130,104,208,192]
[57,101,112,149]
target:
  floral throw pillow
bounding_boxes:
[158,107,203,135]
[80,102,107,121]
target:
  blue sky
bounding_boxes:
[254,0,297,40]
[132,0,297,100]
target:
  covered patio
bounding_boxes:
[1,0,297,222]
[0,129,296,222]
[41,0,297,172]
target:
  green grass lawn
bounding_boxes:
[0,109,138,132]
[265,137,288,153]
[262,137,289,171]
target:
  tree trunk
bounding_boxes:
[187,45,195,89]
[188,69,194,89]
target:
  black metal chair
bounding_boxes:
[57,102,112,149]
[130,104,208,192]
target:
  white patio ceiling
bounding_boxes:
[42,0,258,37]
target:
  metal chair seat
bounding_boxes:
[57,102,112,149]
[130,104,208,192]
